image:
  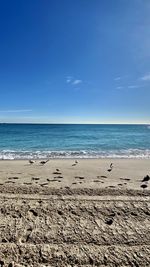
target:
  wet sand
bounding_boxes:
[0,159,150,266]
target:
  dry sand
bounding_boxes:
[0,159,149,266]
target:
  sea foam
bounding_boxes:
[0,149,150,159]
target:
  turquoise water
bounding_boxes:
[0,124,150,159]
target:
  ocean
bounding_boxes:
[0,123,150,159]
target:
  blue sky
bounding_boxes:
[0,0,150,123]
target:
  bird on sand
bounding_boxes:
[107,162,113,172]
[29,160,36,164]
[142,175,150,182]
[40,159,49,165]
[110,163,113,168]
[72,160,78,166]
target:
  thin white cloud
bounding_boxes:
[0,109,32,113]
[116,85,140,90]
[141,73,150,81]
[114,77,121,81]
[66,76,73,83]
[116,86,123,90]
[66,76,83,85]
[72,79,82,85]
[127,85,139,89]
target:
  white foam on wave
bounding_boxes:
[0,149,150,159]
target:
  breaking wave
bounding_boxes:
[0,149,150,159]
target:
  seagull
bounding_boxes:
[29,160,36,164]
[142,175,150,182]
[110,163,113,168]
[56,168,60,172]
[107,162,113,172]
[40,159,49,165]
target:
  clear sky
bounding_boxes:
[0,0,150,124]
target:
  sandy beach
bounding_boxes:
[0,159,150,266]
[0,158,150,191]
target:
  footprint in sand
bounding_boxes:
[140,183,148,190]
[40,183,49,186]
[109,212,116,217]
[93,180,101,183]
[53,172,62,175]
[54,176,63,179]
[32,177,40,181]
[120,178,130,181]
[105,218,114,225]
[75,176,84,179]
[8,176,19,180]
[24,182,32,185]
[100,175,107,178]
[5,181,15,184]
[29,209,38,216]
[118,183,123,186]
[37,200,42,204]
[108,185,116,188]
[72,182,77,185]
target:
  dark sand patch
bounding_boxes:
[8,177,19,180]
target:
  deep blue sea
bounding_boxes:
[0,124,150,159]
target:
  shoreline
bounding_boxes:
[0,157,150,160]
[1,155,150,160]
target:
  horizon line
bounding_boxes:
[0,122,149,125]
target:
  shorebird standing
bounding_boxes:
[40,159,49,165]
[107,163,113,172]
[142,175,150,182]
[110,163,113,169]
[29,160,36,164]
